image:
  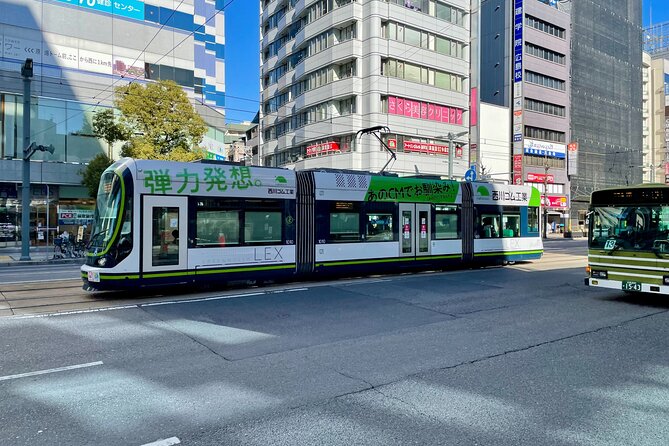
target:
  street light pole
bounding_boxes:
[20,59,33,261]
[448,132,454,180]
[447,131,468,180]
[19,58,55,261]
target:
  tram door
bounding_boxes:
[398,203,431,258]
[142,196,188,273]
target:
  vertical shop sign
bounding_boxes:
[513,0,523,83]
[567,142,579,176]
[513,155,523,186]
[512,0,524,182]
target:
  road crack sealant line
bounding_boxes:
[137,304,233,362]
[285,309,669,415]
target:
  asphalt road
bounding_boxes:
[0,239,668,445]
[0,263,82,284]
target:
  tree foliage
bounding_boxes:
[115,80,208,159]
[82,80,208,193]
[92,108,130,153]
[82,153,113,198]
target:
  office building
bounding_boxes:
[0,0,226,243]
[569,0,643,228]
[480,0,571,230]
[259,0,471,177]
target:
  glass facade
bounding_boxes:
[570,0,643,218]
[1,94,106,163]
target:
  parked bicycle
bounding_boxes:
[53,234,85,259]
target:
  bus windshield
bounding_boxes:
[89,171,123,250]
[589,205,669,252]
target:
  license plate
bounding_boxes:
[87,271,100,283]
[622,281,641,292]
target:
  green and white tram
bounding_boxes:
[82,158,543,291]
[586,184,669,294]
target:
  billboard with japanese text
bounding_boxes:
[53,0,145,21]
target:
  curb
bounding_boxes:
[0,258,85,267]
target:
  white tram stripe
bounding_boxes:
[140,437,180,446]
[0,361,103,382]
[589,262,668,272]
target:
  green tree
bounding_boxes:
[92,108,130,158]
[81,153,113,198]
[116,80,207,160]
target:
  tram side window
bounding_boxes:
[527,207,540,233]
[478,213,501,238]
[502,210,520,237]
[366,213,394,241]
[245,211,282,243]
[434,205,459,239]
[196,210,240,247]
[329,202,361,242]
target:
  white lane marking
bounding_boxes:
[0,278,81,285]
[142,292,266,307]
[12,305,138,319]
[0,361,103,382]
[140,437,180,446]
[338,279,389,286]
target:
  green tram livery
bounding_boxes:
[82,158,544,291]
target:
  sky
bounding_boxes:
[223,1,260,124]
[223,0,669,124]
[644,0,669,26]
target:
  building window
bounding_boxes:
[338,97,356,115]
[525,70,566,91]
[383,0,465,25]
[382,58,464,92]
[525,98,565,117]
[382,21,465,59]
[525,43,565,65]
[523,156,566,169]
[524,126,565,143]
[525,15,565,39]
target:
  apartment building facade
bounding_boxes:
[259,0,471,177]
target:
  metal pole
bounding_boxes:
[448,132,454,180]
[46,184,49,261]
[543,153,548,239]
[20,74,31,261]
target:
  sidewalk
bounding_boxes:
[0,245,84,266]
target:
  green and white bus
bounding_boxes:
[586,184,669,294]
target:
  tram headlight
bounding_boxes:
[98,257,108,267]
[663,276,669,286]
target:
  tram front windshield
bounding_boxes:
[589,205,669,252]
[89,172,123,250]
